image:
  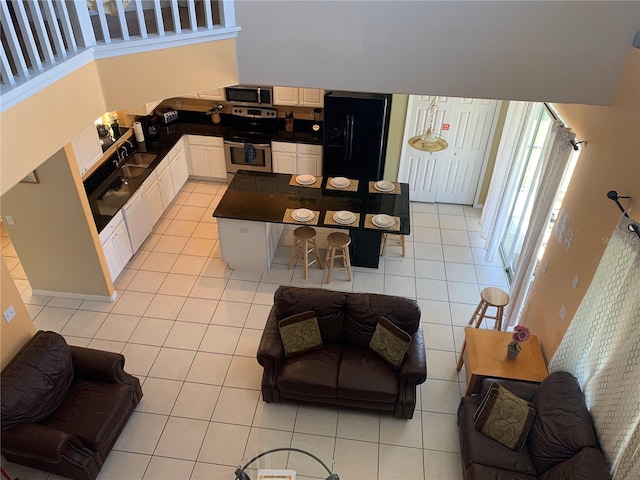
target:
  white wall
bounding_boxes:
[234,1,639,105]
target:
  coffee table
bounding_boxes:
[458,327,548,396]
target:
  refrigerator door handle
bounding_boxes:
[347,114,355,162]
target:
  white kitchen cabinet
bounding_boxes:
[272,141,322,175]
[156,157,175,209]
[99,211,133,282]
[142,173,163,227]
[71,124,103,177]
[273,87,324,107]
[198,88,225,101]
[125,100,161,116]
[217,218,284,272]
[169,140,189,193]
[187,135,226,180]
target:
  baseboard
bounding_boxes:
[31,289,118,303]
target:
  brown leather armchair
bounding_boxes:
[257,286,427,419]
[1,331,142,480]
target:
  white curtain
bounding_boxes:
[549,216,640,480]
[479,101,534,262]
[505,122,576,326]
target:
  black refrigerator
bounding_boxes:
[323,91,392,181]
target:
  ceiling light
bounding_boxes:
[408,98,448,152]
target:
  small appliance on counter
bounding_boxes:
[138,115,161,142]
[156,106,179,125]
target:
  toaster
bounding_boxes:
[157,106,179,124]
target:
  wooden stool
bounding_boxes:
[325,232,352,284]
[288,226,322,280]
[381,233,406,257]
[468,287,510,331]
[457,288,510,371]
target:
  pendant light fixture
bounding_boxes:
[408,97,448,152]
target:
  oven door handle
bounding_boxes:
[224,141,271,148]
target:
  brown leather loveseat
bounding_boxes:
[1,330,143,480]
[257,286,427,419]
[457,372,612,479]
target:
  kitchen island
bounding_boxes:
[213,170,410,270]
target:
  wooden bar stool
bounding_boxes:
[456,287,510,372]
[468,287,510,331]
[381,233,406,257]
[288,226,322,280]
[325,232,352,284]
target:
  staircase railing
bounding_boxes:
[0,0,238,111]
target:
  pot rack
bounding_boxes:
[607,191,640,239]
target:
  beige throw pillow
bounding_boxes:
[278,311,323,357]
[369,316,412,368]
[473,383,536,451]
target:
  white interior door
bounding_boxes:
[399,95,499,205]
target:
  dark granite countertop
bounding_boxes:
[213,170,410,235]
[85,113,323,233]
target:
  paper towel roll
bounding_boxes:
[133,122,145,142]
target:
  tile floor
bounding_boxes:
[1,179,508,480]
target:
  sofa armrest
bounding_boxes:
[475,377,540,402]
[399,326,427,383]
[256,308,285,402]
[69,346,142,399]
[1,423,92,464]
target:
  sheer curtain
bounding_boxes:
[549,216,640,480]
[504,122,576,326]
[480,101,534,262]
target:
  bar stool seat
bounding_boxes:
[288,226,322,280]
[325,232,352,284]
[381,233,406,257]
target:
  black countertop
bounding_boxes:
[213,170,410,235]
[85,114,322,233]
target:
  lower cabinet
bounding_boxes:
[99,211,133,282]
[169,140,189,192]
[187,135,226,180]
[123,186,153,253]
[157,157,175,209]
[272,142,322,175]
[143,173,163,227]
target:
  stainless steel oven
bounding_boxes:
[224,140,272,173]
[224,106,277,173]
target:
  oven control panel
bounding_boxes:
[231,106,277,119]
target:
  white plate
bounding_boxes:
[372,214,395,227]
[292,208,313,221]
[330,177,350,188]
[374,180,395,192]
[333,210,356,224]
[296,174,316,185]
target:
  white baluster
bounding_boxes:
[95,0,112,43]
[65,0,94,49]
[41,0,68,59]
[0,45,16,86]
[0,1,29,79]
[203,0,213,29]
[26,0,55,65]
[153,0,164,36]
[187,0,197,32]
[115,0,129,40]
[133,0,147,38]
[170,0,181,34]
[13,0,43,72]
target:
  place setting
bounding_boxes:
[326,176,359,192]
[324,209,360,227]
[284,207,320,225]
[369,179,401,194]
[289,174,322,188]
[365,213,401,231]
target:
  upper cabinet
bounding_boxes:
[181,88,226,101]
[273,87,324,107]
[71,124,103,177]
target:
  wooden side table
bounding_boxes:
[458,328,548,396]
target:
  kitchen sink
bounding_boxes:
[124,152,157,167]
[120,165,147,178]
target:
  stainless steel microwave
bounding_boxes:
[224,85,273,106]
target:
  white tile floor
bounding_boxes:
[1,179,509,480]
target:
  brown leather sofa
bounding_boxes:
[257,286,427,419]
[1,331,142,480]
[457,372,612,479]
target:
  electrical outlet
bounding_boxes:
[542,261,548,273]
[559,304,566,321]
[572,275,579,289]
[3,305,16,323]
[5,215,15,225]
[175,100,181,107]
[564,229,574,250]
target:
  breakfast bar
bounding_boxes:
[213,170,410,270]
